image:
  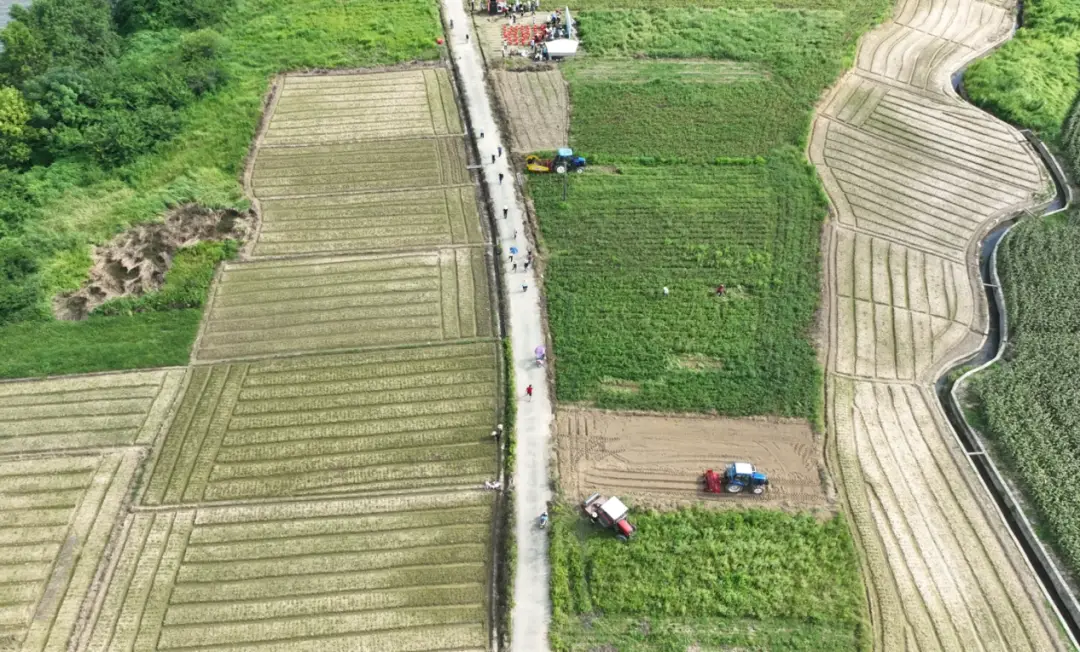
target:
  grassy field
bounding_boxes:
[964,0,1080,176]
[549,506,867,651]
[0,0,443,378]
[969,214,1080,579]
[567,7,853,159]
[531,0,887,419]
[532,157,824,416]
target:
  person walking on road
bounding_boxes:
[526,384,533,399]
[499,172,505,184]
[498,146,503,157]
[503,206,509,219]
[522,282,528,292]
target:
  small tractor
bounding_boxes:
[582,493,636,541]
[704,462,769,495]
[525,148,586,174]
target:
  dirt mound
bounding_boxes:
[55,204,254,320]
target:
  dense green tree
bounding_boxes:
[0,87,32,167]
[113,0,231,34]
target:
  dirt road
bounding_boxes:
[441,1,555,650]
[810,0,1069,647]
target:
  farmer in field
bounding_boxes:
[716,284,726,297]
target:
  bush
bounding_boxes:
[549,507,866,651]
[113,0,233,34]
[0,0,118,86]
[0,237,43,324]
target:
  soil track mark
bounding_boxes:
[556,408,829,512]
[810,0,1065,646]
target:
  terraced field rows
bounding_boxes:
[0,369,184,453]
[145,343,499,504]
[0,451,140,652]
[80,493,492,652]
[809,0,1067,646]
[195,250,493,362]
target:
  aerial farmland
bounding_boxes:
[0,62,501,651]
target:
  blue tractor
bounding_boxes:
[704,462,769,495]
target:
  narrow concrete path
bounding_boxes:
[440,1,554,650]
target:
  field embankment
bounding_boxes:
[809,0,1069,646]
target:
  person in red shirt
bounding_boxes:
[526,384,534,399]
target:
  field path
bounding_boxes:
[442,1,555,649]
[809,0,1068,648]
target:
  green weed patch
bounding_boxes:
[549,507,867,651]
[532,156,824,417]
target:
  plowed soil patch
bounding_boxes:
[556,408,830,511]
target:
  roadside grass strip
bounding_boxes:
[144,342,499,504]
[195,251,494,362]
[0,370,185,454]
[80,492,492,652]
[0,451,139,652]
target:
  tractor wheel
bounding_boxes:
[751,485,765,495]
[575,166,585,173]
[555,165,567,174]
[616,534,628,543]
[726,483,743,493]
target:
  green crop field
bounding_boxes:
[533,157,824,416]
[531,0,887,419]
[549,507,867,651]
[969,214,1080,579]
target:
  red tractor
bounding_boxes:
[582,494,636,541]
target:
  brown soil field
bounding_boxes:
[556,408,830,511]
[491,69,569,153]
[810,0,1068,646]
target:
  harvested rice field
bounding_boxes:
[250,68,485,259]
[195,250,493,362]
[0,451,140,652]
[0,369,184,454]
[810,0,1067,646]
[0,65,500,652]
[490,69,569,153]
[144,343,499,504]
[79,492,493,652]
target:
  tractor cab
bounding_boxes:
[526,148,586,174]
[582,493,636,541]
[724,462,768,495]
[554,148,586,173]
